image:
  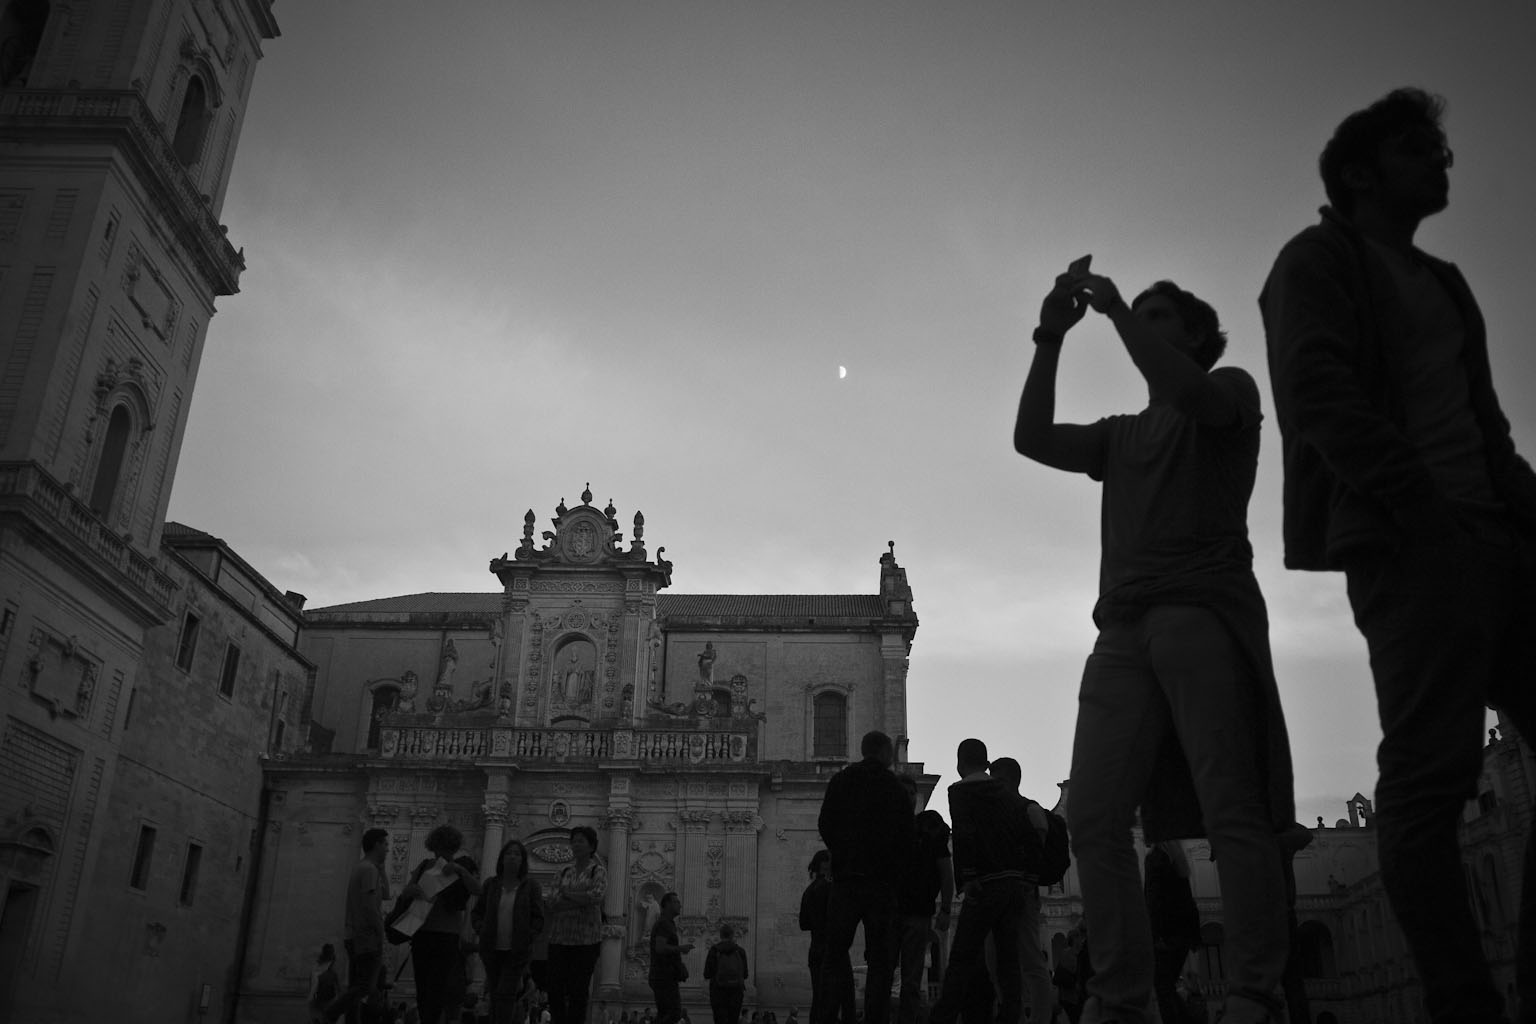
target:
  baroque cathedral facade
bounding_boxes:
[242,492,923,1020]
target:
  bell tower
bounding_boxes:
[0,3,278,1020]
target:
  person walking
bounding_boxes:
[649,892,694,1024]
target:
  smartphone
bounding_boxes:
[1067,254,1092,277]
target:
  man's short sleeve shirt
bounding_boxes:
[1092,367,1262,604]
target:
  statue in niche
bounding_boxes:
[697,642,716,685]
[437,639,459,690]
[552,640,597,708]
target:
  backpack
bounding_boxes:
[1033,803,1071,886]
[713,945,746,989]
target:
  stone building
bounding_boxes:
[0,1,281,1021]
[1031,718,1533,1024]
[237,489,924,1021]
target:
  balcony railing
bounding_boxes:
[377,723,756,766]
[0,461,177,614]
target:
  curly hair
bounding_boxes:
[1131,280,1228,370]
[424,824,463,857]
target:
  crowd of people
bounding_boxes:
[314,86,1535,1024]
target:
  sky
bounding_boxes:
[167,1,1536,828]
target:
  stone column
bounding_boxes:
[595,776,636,999]
[480,793,515,871]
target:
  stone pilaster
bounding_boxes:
[596,775,636,998]
[721,791,763,995]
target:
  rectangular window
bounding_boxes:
[130,825,157,890]
[218,642,240,698]
[179,843,203,905]
[175,612,200,672]
[813,693,848,758]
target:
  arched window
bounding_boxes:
[365,685,399,751]
[1296,920,1337,978]
[172,74,210,166]
[89,404,132,517]
[0,0,48,87]
[813,691,847,759]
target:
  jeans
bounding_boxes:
[818,875,898,1024]
[1346,534,1536,1024]
[1068,605,1287,1024]
[325,940,382,1024]
[897,913,935,1024]
[651,979,683,1024]
[930,877,1027,1024]
[547,943,601,1024]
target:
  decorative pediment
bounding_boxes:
[490,485,672,585]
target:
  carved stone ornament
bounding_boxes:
[481,796,511,826]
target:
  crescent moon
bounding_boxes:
[838,366,847,379]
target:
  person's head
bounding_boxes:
[661,891,681,917]
[497,838,530,880]
[318,942,336,965]
[425,824,463,858]
[860,730,895,767]
[956,737,989,776]
[808,849,830,880]
[719,922,735,941]
[362,827,389,862]
[1130,282,1227,370]
[569,825,598,861]
[1320,87,1450,220]
[990,756,1022,791]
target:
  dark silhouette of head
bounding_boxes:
[991,756,1022,791]
[361,828,388,855]
[1320,87,1448,216]
[425,824,463,857]
[808,849,830,879]
[957,737,989,775]
[860,730,895,765]
[1132,281,1227,370]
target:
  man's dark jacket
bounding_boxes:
[817,757,914,885]
[946,776,1033,885]
[1260,207,1536,569]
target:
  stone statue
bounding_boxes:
[697,641,716,686]
[397,670,418,713]
[437,639,459,689]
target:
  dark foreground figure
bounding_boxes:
[1262,87,1536,1024]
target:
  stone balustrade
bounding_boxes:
[377,723,756,766]
[0,461,177,613]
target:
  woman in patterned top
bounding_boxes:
[545,826,607,1024]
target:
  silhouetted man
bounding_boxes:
[1016,262,1296,1024]
[990,756,1055,1023]
[929,739,1031,1024]
[1262,86,1536,1024]
[895,774,954,1024]
[817,730,915,1024]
